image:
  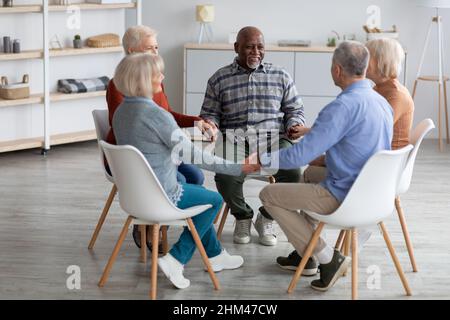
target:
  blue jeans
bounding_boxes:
[177,162,204,185]
[169,183,223,265]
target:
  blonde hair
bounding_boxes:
[113,53,154,98]
[366,38,404,79]
[122,25,157,54]
[149,54,165,77]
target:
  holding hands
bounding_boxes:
[242,152,261,174]
[197,119,219,142]
[288,124,310,140]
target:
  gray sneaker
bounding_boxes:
[233,218,252,244]
[254,213,277,246]
[310,249,351,292]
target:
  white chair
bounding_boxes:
[288,145,414,300]
[214,174,275,240]
[88,109,117,250]
[98,141,220,300]
[89,110,164,261]
[395,118,435,272]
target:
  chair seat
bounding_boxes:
[304,209,387,230]
[132,218,188,227]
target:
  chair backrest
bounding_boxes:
[100,141,191,222]
[92,109,113,180]
[329,145,413,228]
[397,118,435,194]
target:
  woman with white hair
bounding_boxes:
[106,25,212,185]
[106,26,213,250]
[112,53,247,289]
[366,38,414,149]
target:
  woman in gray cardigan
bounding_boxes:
[112,53,247,289]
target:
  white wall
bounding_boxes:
[134,0,450,138]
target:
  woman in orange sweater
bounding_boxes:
[366,38,414,150]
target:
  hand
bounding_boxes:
[288,124,310,140]
[197,119,218,142]
[242,152,261,174]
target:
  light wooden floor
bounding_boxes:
[0,140,449,300]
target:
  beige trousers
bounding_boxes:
[259,165,339,255]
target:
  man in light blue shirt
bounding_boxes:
[245,41,393,292]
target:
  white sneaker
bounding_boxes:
[254,213,277,246]
[157,253,190,289]
[233,218,252,244]
[206,249,244,272]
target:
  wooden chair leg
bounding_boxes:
[439,83,444,152]
[187,218,220,290]
[335,230,345,249]
[339,231,348,253]
[214,203,225,225]
[161,226,169,255]
[150,224,160,300]
[379,222,412,296]
[351,229,358,300]
[411,79,418,99]
[443,81,449,144]
[287,222,325,294]
[216,204,229,240]
[98,216,132,287]
[88,184,117,249]
[269,176,276,184]
[395,197,418,272]
[140,225,147,263]
[343,230,351,277]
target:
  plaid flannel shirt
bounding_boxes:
[200,59,305,138]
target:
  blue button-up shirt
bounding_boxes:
[261,79,393,202]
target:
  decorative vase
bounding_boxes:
[73,39,82,49]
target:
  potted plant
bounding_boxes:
[73,34,82,49]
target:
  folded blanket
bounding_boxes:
[57,76,109,94]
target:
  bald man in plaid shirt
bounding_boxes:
[199,26,306,247]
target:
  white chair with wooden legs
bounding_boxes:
[214,174,276,240]
[88,110,118,250]
[89,110,168,256]
[395,118,435,272]
[288,145,414,300]
[98,141,220,300]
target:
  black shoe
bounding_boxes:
[310,250,351,292]
[132,225,142,249]
[132,225,164,254]
[276,250,319,276]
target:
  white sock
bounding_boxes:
[316,245,334,265]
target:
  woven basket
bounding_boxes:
[0,75,30,100]
[87,33,120,48]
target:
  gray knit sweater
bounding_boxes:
[112,96,242,204]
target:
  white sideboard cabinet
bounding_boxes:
[183,43,407,127]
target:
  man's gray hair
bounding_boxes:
[333,41,369,77]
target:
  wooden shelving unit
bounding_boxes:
[0,50,42,61]
[49,3,136,12]
[0,5,41,13]
[0,130,97,153]
[50,90,106,102]
[0,94,43,108]
[0,1,141,153]
[50,46,123,57]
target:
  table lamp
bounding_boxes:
[413,0,450,151]
[196,4,214,44]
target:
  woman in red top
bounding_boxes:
[107,25,215,185]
